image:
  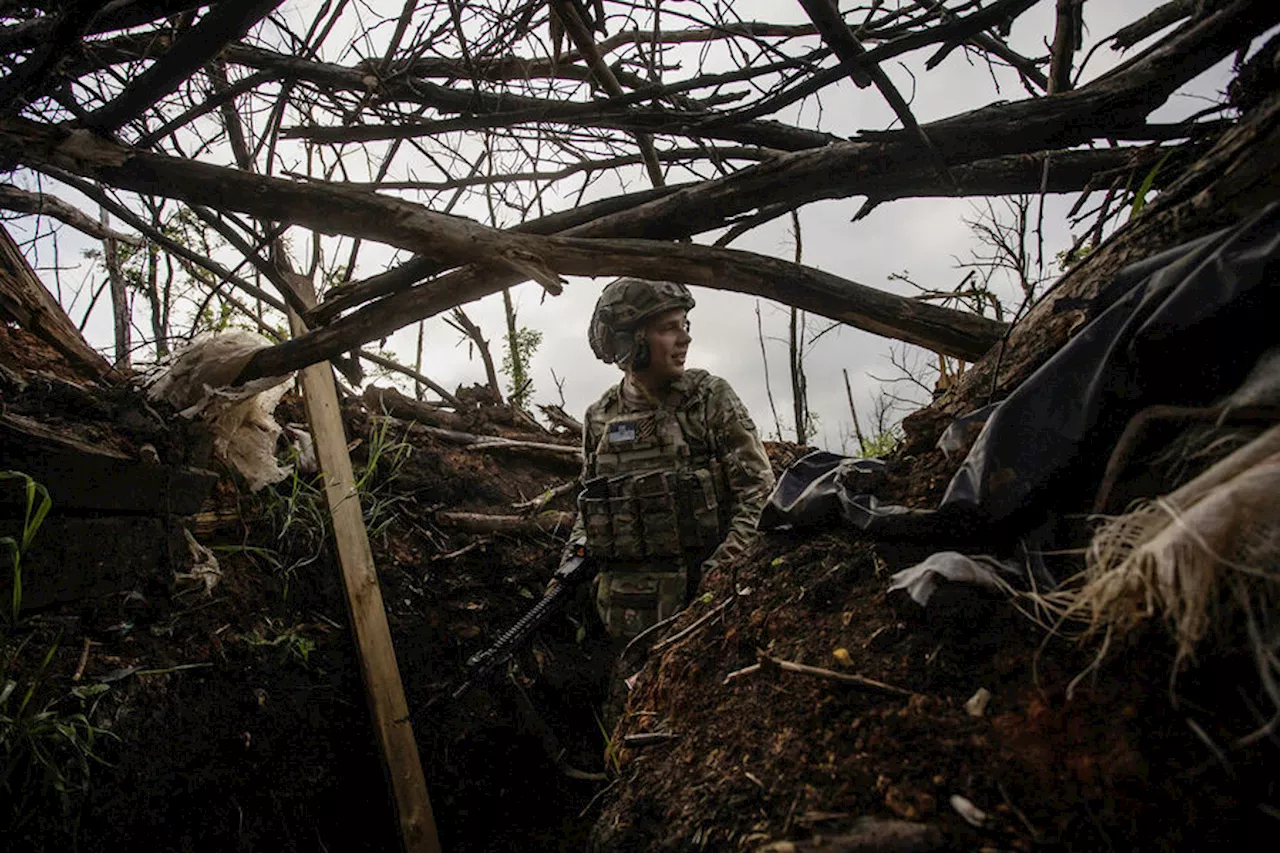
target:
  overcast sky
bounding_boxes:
[14,1,1266,454]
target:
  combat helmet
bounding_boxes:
[589,277,695,367]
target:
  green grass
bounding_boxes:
[221,415,414,600]
[1,636,116,841]
[243,620,317,668]
[1,470,52,624]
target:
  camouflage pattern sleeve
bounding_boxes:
[701,377,775,578]
[562,405,601,564]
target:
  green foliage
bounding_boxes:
[244,622,317,668]
[223,417,412,595]
[1,637,116,841]
[1,471,52,625]
[593,710,621,775]
[502,325,542,408]
[857,429,901,459]
[1129,150,1174,219]
[355,416,414,541]
[1055,243,1095,273]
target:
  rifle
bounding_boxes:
[434,541,597,707]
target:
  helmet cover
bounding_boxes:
[589,278,695,366]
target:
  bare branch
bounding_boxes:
[0,183,141,244]
[83,0,283,133]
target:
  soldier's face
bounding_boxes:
[639,308,692,384]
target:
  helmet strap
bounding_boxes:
[630,332,651,370]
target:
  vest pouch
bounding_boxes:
[578,496,613,558]
[607,494,644,560]
[633,471,681,558]
[595,568,688,638]
[678,468,721,549]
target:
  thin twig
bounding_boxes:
[651,597,734,655]
[723,655,917,697]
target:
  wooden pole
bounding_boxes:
[286,272,442,853]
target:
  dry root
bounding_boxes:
[1028,426,1280,719]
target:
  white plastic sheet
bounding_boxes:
[887,551,1021,607]
[148,331,294,492]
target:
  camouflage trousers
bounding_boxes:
[594,566,688,639]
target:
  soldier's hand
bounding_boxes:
[545,577,563,596]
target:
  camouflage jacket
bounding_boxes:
[568,369,775,579]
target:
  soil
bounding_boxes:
[593,531,1278,851]
[2,329,1277,852]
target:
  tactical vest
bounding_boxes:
[578,380,731,636]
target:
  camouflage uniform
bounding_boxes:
[569,368,775,636]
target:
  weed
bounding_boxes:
[857,428,902,459]
[593,710,622,775]
[244,620,318,667]
[1129,150,1174,219]
[237,415,414,591]
[356,414,414,541]
[1,470,52,624]
[1,636,116,840]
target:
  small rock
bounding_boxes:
[950,794,988,828]
[965,687,992,717]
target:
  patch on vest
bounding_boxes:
[608,418,643,443]
[608,420,637,443]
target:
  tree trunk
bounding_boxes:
[789,306,806,444]
[100,206,130,369]
[501,288,524,406]
[145,240,169,357]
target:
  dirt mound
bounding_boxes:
[593,528,1276,852]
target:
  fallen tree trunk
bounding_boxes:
[241,234,1009,381]
[309,146,1164,325]
[435,510,576,536]
[0,224,114,380]
[363,386,472,432]
[379,415,582,463]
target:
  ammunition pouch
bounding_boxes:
[578,467,722,562]
[579,400,732,637]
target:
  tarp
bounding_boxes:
[148,331,295,492]
[761,202,1280,543]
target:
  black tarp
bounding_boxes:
[761,202,1280,543]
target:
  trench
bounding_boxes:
[1,367,614,851]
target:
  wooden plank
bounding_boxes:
[0,223,114,380]
[287,274,441,853]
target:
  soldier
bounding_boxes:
[562,277,776,638]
